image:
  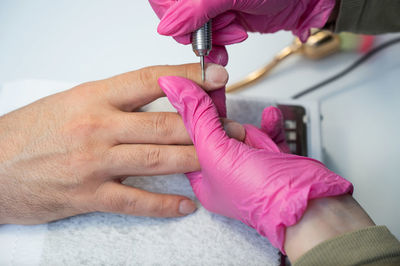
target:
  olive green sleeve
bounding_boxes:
[334,0,400,34]
[293,226,400,266]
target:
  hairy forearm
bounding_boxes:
[284,194,375,262]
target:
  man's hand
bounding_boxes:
[0,63,234,225]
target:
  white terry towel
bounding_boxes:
[0,80,280,266]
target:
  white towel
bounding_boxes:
[0,80,280,266]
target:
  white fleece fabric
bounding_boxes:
[0,80,280,266]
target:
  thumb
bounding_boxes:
[158,76,232,158]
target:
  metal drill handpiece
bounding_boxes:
[191,20,212,81]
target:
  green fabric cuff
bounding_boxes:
[293,226,400,266]
[335,0,400,34]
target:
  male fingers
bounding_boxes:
[112,112,191,145]
[103,144,200,176]
[94,182,197,217]
[104,63,228,111]
[112,112,244,145]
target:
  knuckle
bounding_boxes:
[70,149,97,166]
[102,148,119,167]
[74,81,105,99]
[121,195,138,213]
[64,114,105,138]
[138,67,155,88]
[175,147,198,171]
[144,147,162,169]
[184,63,200,81]
[150,197,170,216]
[154,113,174,138]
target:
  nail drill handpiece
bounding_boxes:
[191,20,212,81]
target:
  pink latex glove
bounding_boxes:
[149,0,249,66]
[158,76,353,253]
[149,0,336,61]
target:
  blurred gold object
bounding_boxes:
[226,30,341,93]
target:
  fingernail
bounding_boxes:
[179,200,197,215]
[205,64,229,88]
[222,119,245,141]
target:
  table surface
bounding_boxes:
[1,0,399,239]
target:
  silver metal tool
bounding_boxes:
[191,20,212,81]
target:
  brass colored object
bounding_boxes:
[226,31,341,93]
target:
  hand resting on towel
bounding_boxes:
[0,63,245,224]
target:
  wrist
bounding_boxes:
[284,194,375,262]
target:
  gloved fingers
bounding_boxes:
[148,0,174,20]
[172,20,248,46]
[208,87,227,118]
[243,124,281,152]
[155,8,239,45]
[203,45,228,117]
[157,0,233,36]
[158,76,235,157]
[210,12,248,46]
[221,118,246,142]
[203,46,228,117]
[150,0,235,29]
[261,106,290,153]
[213,12,237,31]
[186,171,203,190]
[205,45,228,66]
[213,21,248,45]
[172,35,191,45]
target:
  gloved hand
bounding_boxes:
[158,76,353,253]
[149,0,250,66]
[149,0,336,62]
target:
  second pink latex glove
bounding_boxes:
[158,76,353,253]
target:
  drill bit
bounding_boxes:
[191,20,212,81]
[200,56,205,81]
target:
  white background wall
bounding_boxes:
[1,0,399,238]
